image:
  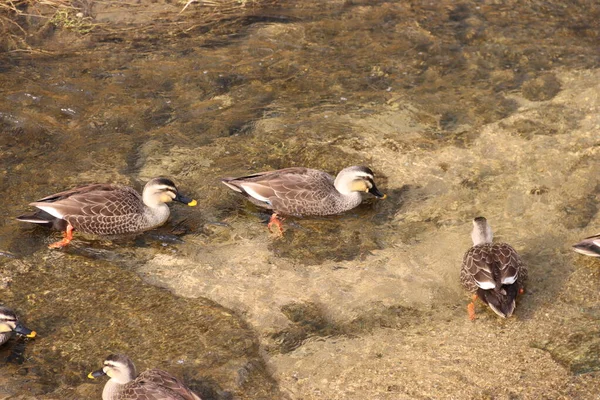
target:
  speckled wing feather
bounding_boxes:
[30,184,147,235]
[460,243,527,293]
[223,168,338,216]
[118,370,200,400]
[34,184,126,203]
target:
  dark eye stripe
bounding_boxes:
[154,187,177,195]
[104,362,119,368]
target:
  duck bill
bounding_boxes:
[174,193,197,207]
[368,185,387,199]
[14,323,36,338]
[88,369,107,379]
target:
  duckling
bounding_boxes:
[17,178,197,249]
[222,166,386,233]
[0,306,36,345]
[572,233,600,257]
[460,217,527,320]
[88,354,202,400]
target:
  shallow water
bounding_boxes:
[1,0,600,398]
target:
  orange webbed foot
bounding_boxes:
[467,294,478,321]
[267,213,285,237]
[48,239,71,249]
[48,224,74,249]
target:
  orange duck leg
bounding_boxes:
[49,224,74,249]
[267,213,285,236]
[467,294,478,321]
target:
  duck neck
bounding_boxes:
[102,379,125,400]
[334,191,363,211]
[143,203,171,228]
[471,225,493,246]
[0,332,10,346]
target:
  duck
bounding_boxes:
[0,306,36,345]
[88,354,202,400]
[17,177,197,249]
[572,233,600,257]
[221,165,386,234]
[460,217,528,320]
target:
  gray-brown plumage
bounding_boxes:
[460,217,527,319]
[221,166,386,217]
[572,233,600,257]
[17,178,197,248]
[0,306,36,345]
[89,354,202,400]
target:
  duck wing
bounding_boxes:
[126,369,201,400]
[34,184,124,202]
[461,243,526,318]
[461,243,524,292]
[29,184,144,220]
[222,168,335,211]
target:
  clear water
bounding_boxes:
[1,0,600,398]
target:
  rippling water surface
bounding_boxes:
[1,1,600,398]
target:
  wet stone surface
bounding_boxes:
[0,254,279,399]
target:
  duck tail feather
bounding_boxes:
[478,285,519,318]
[221,179,244,193]
[572,240,600,257]
[16,210,66,230]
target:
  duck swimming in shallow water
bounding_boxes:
[221,165,386,234]
[17,178,197,249]
[0,306,36,345]
[572,233,600,257]
[89,354,202,400]
[460,217,528,320]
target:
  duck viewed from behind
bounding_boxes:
[460,217,528,320]
[17,178,197,249]
[222,165,386,234]
[89,354,202,400]
[0,306,36,346]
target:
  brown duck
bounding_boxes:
[17,178,197,248]
[460,217,527,320]
[89,354,202,400]
[222,165,386,233]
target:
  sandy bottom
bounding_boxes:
[137,69,600,398]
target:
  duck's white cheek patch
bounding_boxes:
[36,205,64,219]
[241,185,271,204]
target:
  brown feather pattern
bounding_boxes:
[116,369,200,400]
[222,167,362,216]
[460,243,527,293]
[30,184,153,235]
[461,242,527,317]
